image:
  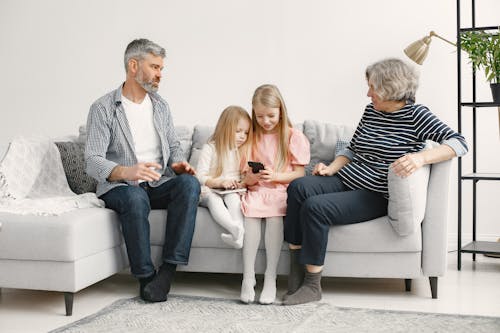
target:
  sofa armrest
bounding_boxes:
[421,159,452,277]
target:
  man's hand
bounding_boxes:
[171,161,196,175]
[109,162,162,182]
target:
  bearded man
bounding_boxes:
[85,39,200,303]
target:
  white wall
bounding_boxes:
[1,0,499,249]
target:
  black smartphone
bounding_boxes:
[248,161,265,174]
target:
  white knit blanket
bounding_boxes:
[0,136,104,215]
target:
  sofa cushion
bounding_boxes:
[302,120,354,175]
[387,165,430,236]
[0,208,122,261]
[55,141,97,194]
[175,126,193,162]
[149,208,235,249]
[189,125,214,168]
[187,123,304,170]
[148,207,420,253]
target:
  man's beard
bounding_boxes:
[135,67,159,93]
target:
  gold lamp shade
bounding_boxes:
[404,31,456,65]
[404,36,433,65]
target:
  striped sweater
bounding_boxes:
[337,103,468,195]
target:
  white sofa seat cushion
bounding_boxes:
[0,208,122,261]
[149,208,234,249]
[148,207,421,253]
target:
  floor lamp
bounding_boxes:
[405,30,500,134]
[404,31,456,65]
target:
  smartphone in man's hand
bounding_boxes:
[248,161,265,174]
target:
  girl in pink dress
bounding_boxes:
[240,84,310,304]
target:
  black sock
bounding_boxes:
[143,263,176,302]
[139,272,156,300]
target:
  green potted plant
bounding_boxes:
[460,28,500,103]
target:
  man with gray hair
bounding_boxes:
[85,38,200,302]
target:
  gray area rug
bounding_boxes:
[51,294,500,333]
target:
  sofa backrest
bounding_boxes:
[302,120,354,175]
[186,120,355,175]
[56,121,354,193]
[188,125,214,169]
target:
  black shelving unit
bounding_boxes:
[457,0,500,270]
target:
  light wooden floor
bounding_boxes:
[1,253,499,333]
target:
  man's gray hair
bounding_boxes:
[124,39,166,72]
[365,58,419,103]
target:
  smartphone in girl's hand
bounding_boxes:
[248,161,264,173]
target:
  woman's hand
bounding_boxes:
[391,153,425,178]
[313,162,334,176]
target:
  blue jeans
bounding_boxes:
[284,175,387,266]
[100,174,200,278]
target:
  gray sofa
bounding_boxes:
[0,120,451,316]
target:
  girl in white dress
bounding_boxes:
[196,106,252,249]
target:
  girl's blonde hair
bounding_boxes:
[251,84,292,172]
[209,105,252,177]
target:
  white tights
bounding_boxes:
[201,192,244,248]
[241,216,283,304]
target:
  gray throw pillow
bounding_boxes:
[387,164,430,236]
[55,142,97,194]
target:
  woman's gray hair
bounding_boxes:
[124,39,166,72]
[365,58,419,103]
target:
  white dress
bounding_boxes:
[195,142,244,248]
[196,143,240,198]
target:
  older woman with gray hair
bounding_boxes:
[282,58,468,305]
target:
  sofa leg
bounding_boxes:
[429,277,438,299]
[404,279,412,292]
[64,292,74,316]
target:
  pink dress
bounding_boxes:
[241,128,310,217]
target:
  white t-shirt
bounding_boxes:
[121,95,162,169]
